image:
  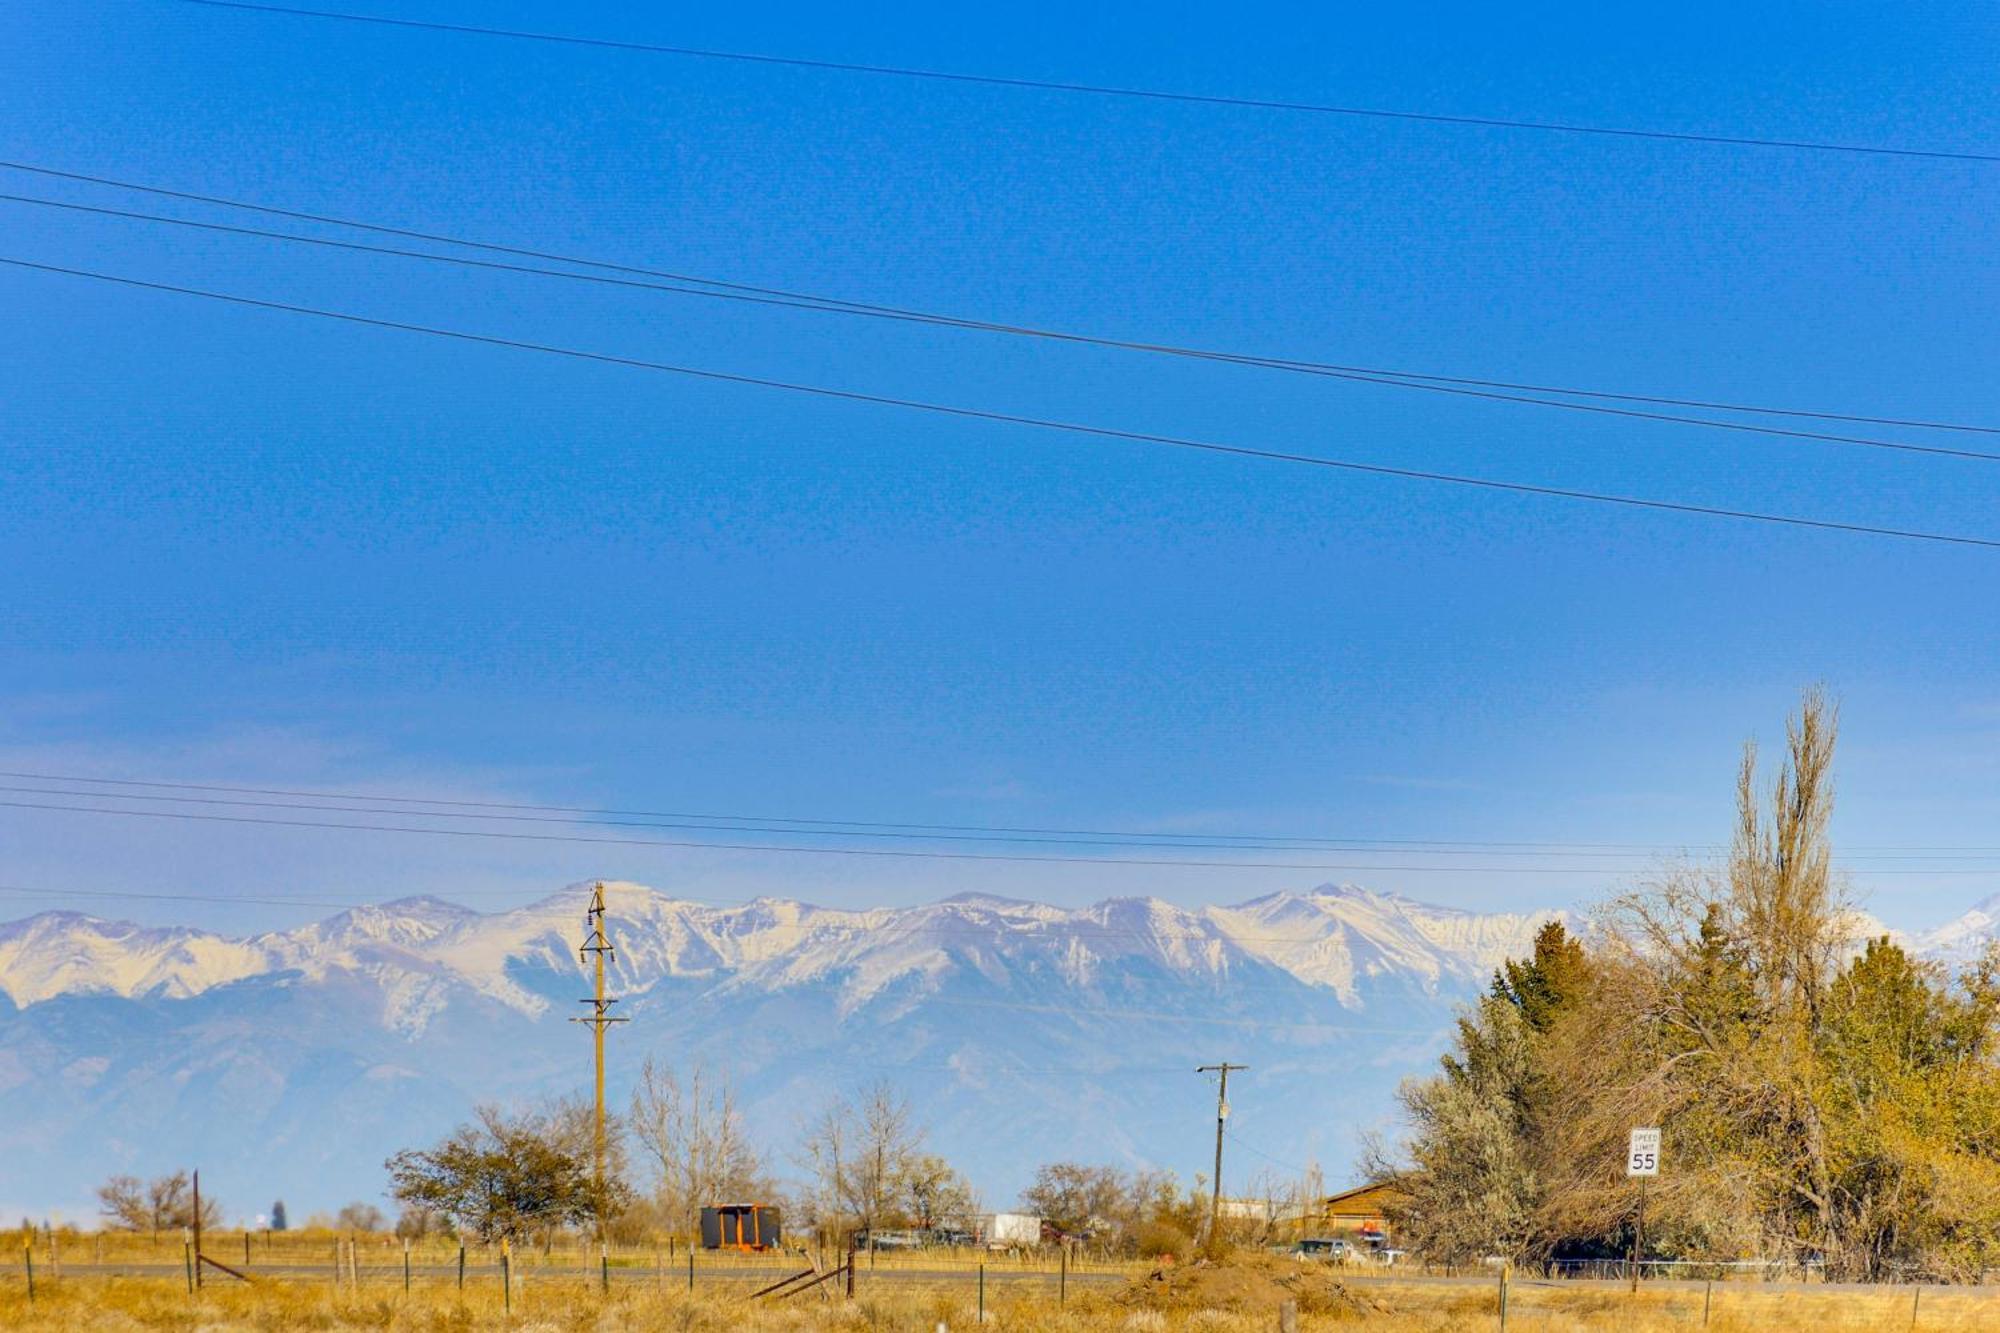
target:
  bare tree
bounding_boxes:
[336,1202,385,1232]
[96,1176,148,1233]
[799,1080,925,1239]
[630,1058,768,1233]
[97,1172,223,1236]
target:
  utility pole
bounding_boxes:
[191,1170,204,1290]
[571,883,627,1233]
[1196,1063,1247,1243]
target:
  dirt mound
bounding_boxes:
[1114,1252,1393,1317]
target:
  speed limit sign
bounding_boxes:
[1627,1127,1661,1177]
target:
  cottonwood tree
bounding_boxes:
[386,1102,629,1243]
[898,1153,977,1230]
[1019,1163,1204,1254]
[1022,1162,1129,1237]
[96,1172,222,1237]
[799,1081,926,1238]
[630,1058,768,1232]
[336,1202,386,1232]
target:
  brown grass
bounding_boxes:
[5,1268,1999,1332]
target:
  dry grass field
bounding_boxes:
[7,1252,2000,1332]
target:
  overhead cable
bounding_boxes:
[173,0,2000,165]
[5,255,1996,551]
[4,162,1992,439]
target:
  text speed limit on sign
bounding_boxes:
[1626,1127,1662,1177]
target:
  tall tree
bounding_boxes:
[799,1081,925,1236]
[630,1058,767,1233]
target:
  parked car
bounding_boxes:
[1292,1238,1352,1261]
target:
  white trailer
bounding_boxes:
[982,1212,1042,1249]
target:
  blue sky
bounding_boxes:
[2,0,1996,934]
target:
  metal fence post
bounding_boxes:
[601,1241,609,1295]
[457,1243,465,1292]
[978,1261,985,1323]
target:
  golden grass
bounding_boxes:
[4,1272,1999,1332]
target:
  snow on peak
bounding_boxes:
[0,881,1569,1017]
[0,912,269,1007]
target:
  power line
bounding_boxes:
[0,780,1677,857]
[0,797,1683,872]
[1225,1127,1316,1179]
[6,255,1997,551]
[5,161,1992,439]
[9,770,1999,856]
[0,767,1700,851]
[0,778,1992,864]
[172,0,2000,165]
[11,190,1994,464]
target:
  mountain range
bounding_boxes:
[4,882,1992,1223]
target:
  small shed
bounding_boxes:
[700,1204,783,1251]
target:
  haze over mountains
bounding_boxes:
[4,882,1991,1221]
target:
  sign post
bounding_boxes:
[1626,1128,1661,1293]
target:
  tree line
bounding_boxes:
[1377,690,2000,1281]
[376,1055,1225,1253]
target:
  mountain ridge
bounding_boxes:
[4,882,1985,1222]
[0,881,1563,1018]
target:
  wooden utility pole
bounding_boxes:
[571,883,627,1232]
[191,1171,204,1290]
[1196,1063,1247,1242]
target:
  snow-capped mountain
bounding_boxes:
[1911,894,2000,963]
[0,882,1557,1221]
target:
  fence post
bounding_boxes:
[1703,1279,1712,1325]
[22,1242,32,1305]
[1060,1246,1067,1305]
[601,1241,609,1295]
[688,1246,695,1292]
[183,1230,194,1294]
[1912,1286,1922,1329]
[403,1237,411,1293]
[978,1262,985,1323]
[457,1243,465,1292]
[502,1239,511,1314]
[1498,1260,1510,1331]
[845,1234,856,1299]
